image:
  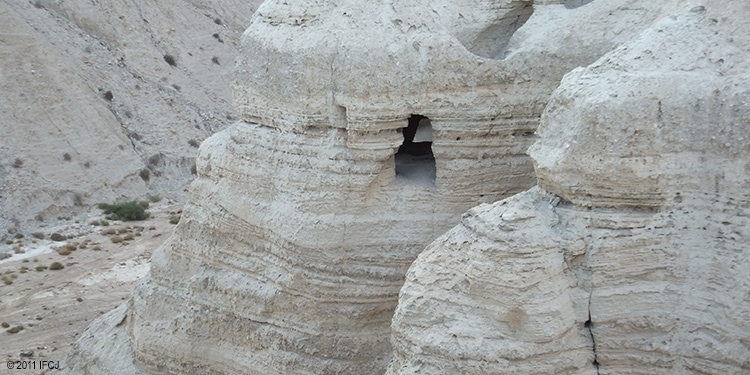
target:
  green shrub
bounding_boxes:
[100,220,110,226]
[98,201,150,221]
[148,194,162,203]
[169,215,181,224]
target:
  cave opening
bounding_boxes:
[395,115,436,184]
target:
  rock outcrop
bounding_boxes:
[60,0,678,374]
[61,1,746,374]
[0,0,261,234]
[389,2,750,374]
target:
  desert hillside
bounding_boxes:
[0,0,262,236]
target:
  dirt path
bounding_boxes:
[0,202,180,370]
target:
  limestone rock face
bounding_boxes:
[389,2,750,374]
[61,1,677,374]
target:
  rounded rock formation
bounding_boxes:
[388,2,750,374]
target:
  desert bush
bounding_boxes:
[211,56,220,65]
[163,54,176,66]
[50,233,66,241]
[111,236,124,244]
[63,152,72,161]
[188,139,200,148]
[35,265,47,272]
[169,215,181,225]
[139,168,150,182]
[98,201,150,221]
[4,239,12,245]
[0,322,8,328]
[123,234,134,241]
[214,18,222,25]
[103,91,113,101]
[57,243,76,256]
[12,158,23,168]
[101,220,110,226]
[102,228,116,235]
[49,262,64,270]
[31,232,45,239]
[6,325,23,334]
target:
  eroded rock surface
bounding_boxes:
[60,0,677,374]
[389,2,750,374]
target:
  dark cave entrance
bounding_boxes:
[395,115,436,183]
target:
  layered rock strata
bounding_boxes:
[389,2,750,374]
[64,1,697,374]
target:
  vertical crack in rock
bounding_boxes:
[585,291,600,375]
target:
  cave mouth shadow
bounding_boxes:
[395,115,436,185]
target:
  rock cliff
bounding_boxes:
[61,0,750,374]
[60,0,677,374]
[0,0,261,234]
[388,2,750,374]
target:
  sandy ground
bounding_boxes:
[0,202,180,370]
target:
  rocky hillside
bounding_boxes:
[0,0,262,235]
